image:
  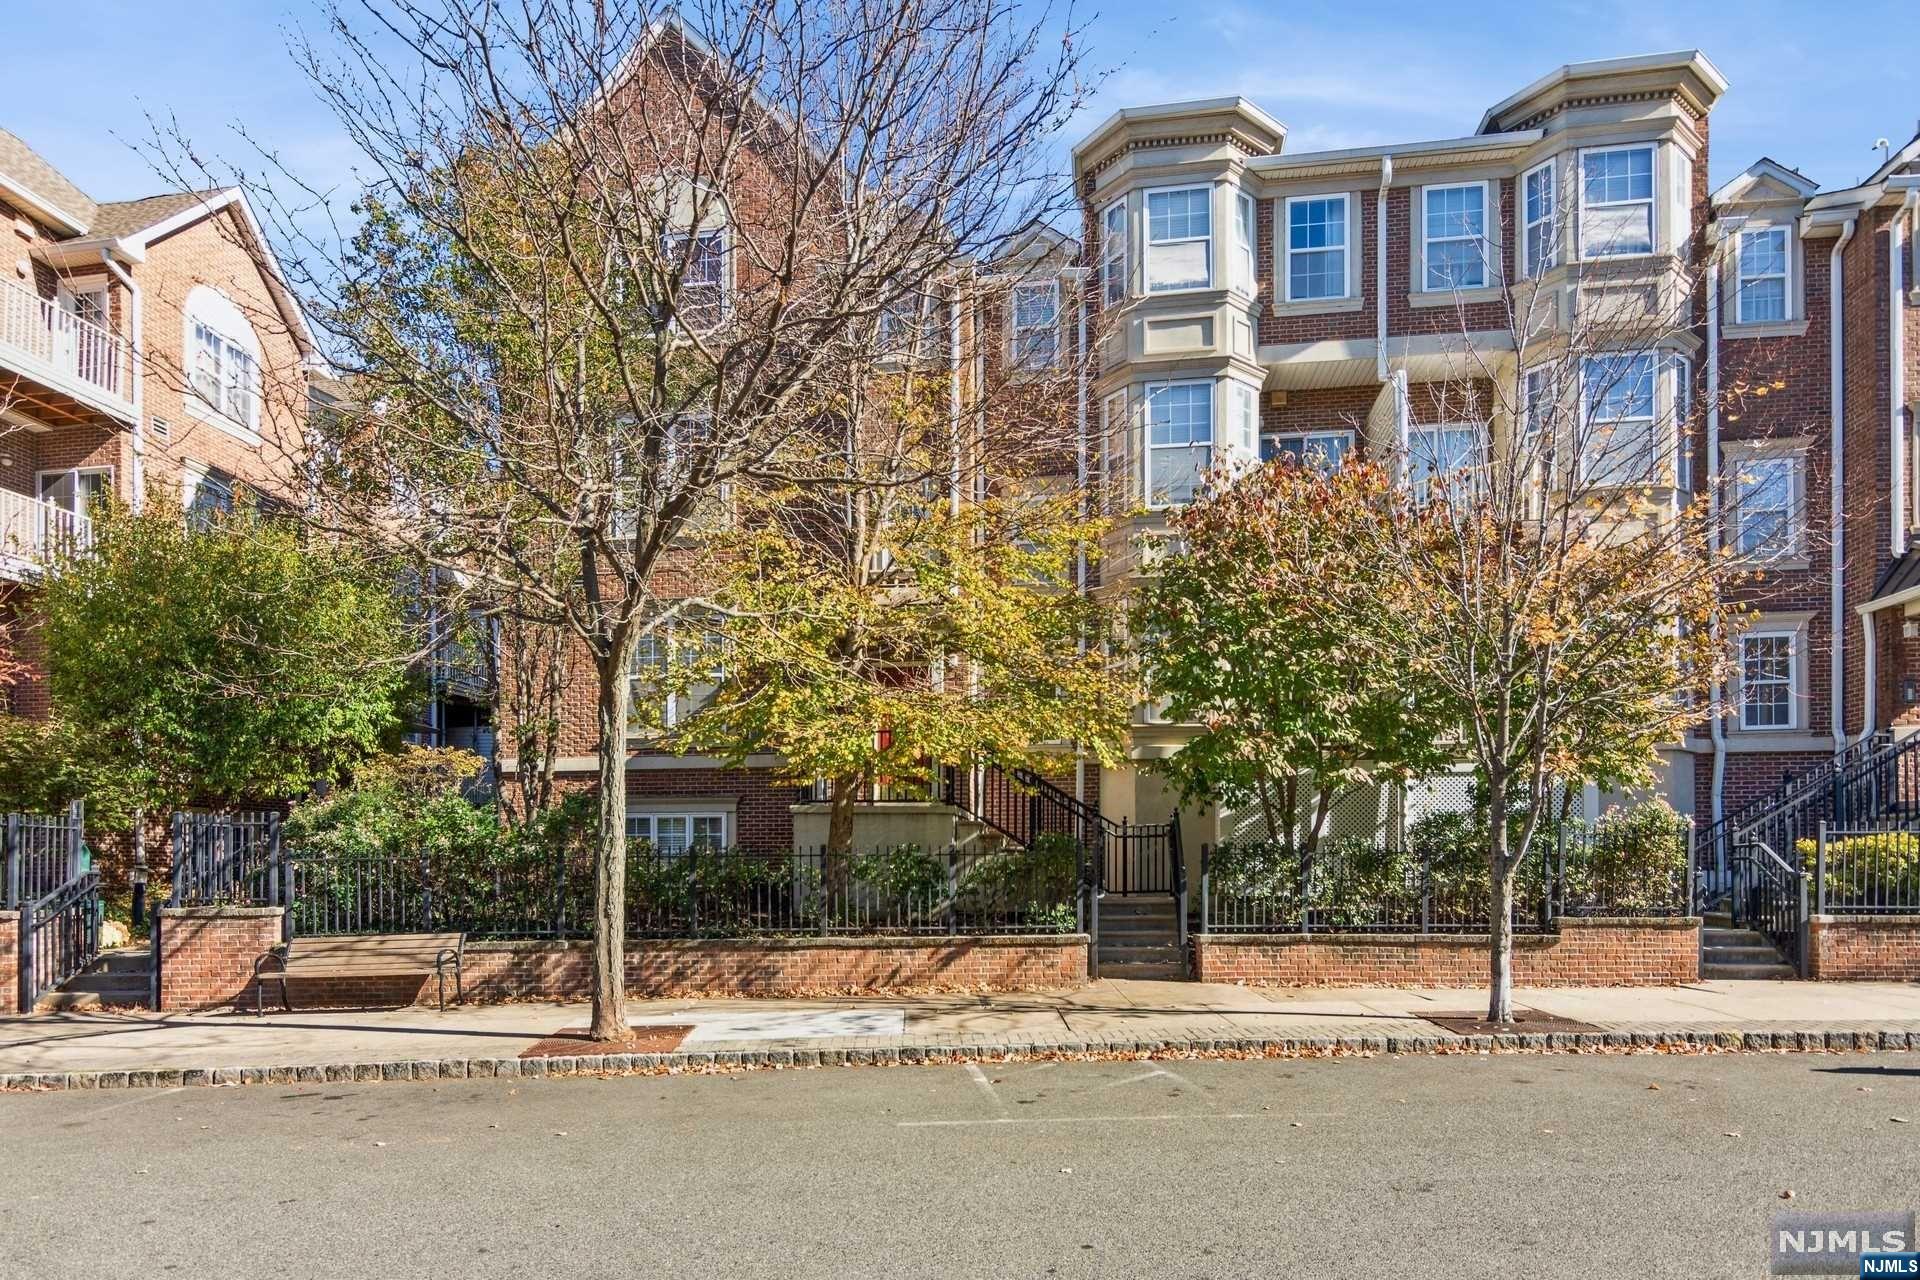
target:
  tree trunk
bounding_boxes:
[827,774,858,853]
[588,647,632,1042]
[1486,776,1514,1024]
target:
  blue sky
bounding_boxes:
[6,0,1918,212]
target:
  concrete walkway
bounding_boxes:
[4,978,1920,1089]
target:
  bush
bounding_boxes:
[1793,830,1920,904]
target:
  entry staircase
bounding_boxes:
[948,763,1188,979]
[1692,730,1920,977]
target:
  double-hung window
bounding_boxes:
[1286,195,1348,301]
[1261,429,1353,471]
[1145,186,1212,292]
[1408,424,1483,504]
[665,227,729,327]
[1581,145,1655,258]
[1670,355,1695,492]
[1737,227,1789,324]
[191,321,259,429]
[1010,280,1060,369]
[1523,161,1557,277]
[1422,184,1488,290]
[1581,353,1658,485]
[1738,632,1795,730]
[629,618,725,732]
[1101,201,1128,307]
[626,811,727,854]
[1144,381,1213,507]
[1733,455,1798,557]
[1233,192,1257,296]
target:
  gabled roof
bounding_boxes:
[90,189,229,240]
[1711,157,1820,207]
[991,220,1080,270]
[0,126,97,234]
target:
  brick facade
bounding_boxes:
[1808,915,1920,981]
[0,910,17,1014]
[1192,917,1700,988]
[155,906,283,1012]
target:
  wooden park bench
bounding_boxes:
[252,933,465,1015]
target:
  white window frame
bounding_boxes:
[1143,184,1213,294]
[1579,353,1660,486]
[1009,278,1062,369]
[1670,354,1695,492]
[188,320,260,433]
[35,466,112,519]
[1420,181,1490,292]
[1284,194,1351,303]
[1233,191,1257,297]
[625,809,729,855]
[1101,199,1128,308]
[1522,160,1557,278]
[1579,143,1657,260]
[1226,380,1258,465]
[1737,630,1798,731]
[1407,422,1486,504]
[629,618,726,732]
[1142,379,1214,509]
[663,225,732,328]
[1736,226,1791,325]
[1730,451,1803,559]
[1261,428,1354,471]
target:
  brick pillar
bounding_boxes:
[0,910,19,1014]
[156,906,285,1012]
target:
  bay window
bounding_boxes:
[1286,194,1349,301]
[1144,380,1213,507]
[1101,200,1128,307]
[1736,227,1789,324]
[1422,183,1488,290]
[1227,381,1258,464]
[1010,279,1061,369]
[1581,353,1659,485]
[1580,145,1655,258]
[1145,186,1212,292]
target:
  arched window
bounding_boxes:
[182,285,262,435]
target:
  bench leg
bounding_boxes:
[437,969,446,1013]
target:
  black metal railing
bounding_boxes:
[1199,825,1691,936]
[1808,822,1920,916]
[19,870,101,1009]
[3,803,86,908]
[168,810,282,906]
[1729,838,1807,975]
[279,842,1087,940]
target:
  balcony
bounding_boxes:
[0,488,92,582]
[0,277,135,426]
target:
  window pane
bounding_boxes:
[1583,148,1653,204]
[1148,188,1210,242]
[1146,382,1213,505]
[1146,239,1209,291]
[1426,238,1485,290]
[1741,635,1793,728]
[1263,432,1351,470]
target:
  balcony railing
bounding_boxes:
[0,489,93,574]
[0,277,130,404]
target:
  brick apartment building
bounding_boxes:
[0,128,314,716]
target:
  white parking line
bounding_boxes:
[964,1062,1009,1115]
[898,1112,1266,1128]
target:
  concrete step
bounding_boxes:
[1098,942,1183,962]
[1704,944,1787,964]
[36,973,152,1012]
[1098,961,1190,980]
[1099,898,1177,919]
[1098,917,1180,937]
[1703,926,1769,943]
[93,948,152,974]
[1701,962,1799,980]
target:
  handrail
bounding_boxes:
[0,275,128,399]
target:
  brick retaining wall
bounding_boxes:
[0,910,18,1014]
[1192,918,1700,988]
[1809,916,1920,981]
[156,907,285,1012]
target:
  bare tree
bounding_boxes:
[156,0,1092,1039]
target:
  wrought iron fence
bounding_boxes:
[168,810,282,906]
[1807,823,1920,915]
[3,803,86,908]
[20,871,101,1008]
[280,841,1087,940]
[1199,822,1690,935]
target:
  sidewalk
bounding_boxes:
[4,978,1919,1091]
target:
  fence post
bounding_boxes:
[1421,842,1432,933]
[419,855,433,931]
[944,846,957,934]
[4,814,18,910]
[18,898,34,1011]
[1199,844,1210,936]
[169,813,185,904]
[67,800,84,881]
[1797,858,1811,980]
[1816,821,1828,916]
[689,844,701,937]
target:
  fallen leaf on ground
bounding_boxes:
[1780,1190,1795,1200]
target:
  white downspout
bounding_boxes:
[1706,255,1727,829]
[1892,193,1913,556]
[1830,217,1857,748]
[100,246,144,510]
[1375,156,1393,383]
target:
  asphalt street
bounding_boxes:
[3,1050,1918,1279]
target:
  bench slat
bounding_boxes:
[276,933,463,978]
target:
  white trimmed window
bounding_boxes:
[1011,279,1061,369]
[1738,631,1796,730]
[1261,429,1353,471]
[1422,183,1488,290]
[1670,355,1695,492]
[1234,192,1257,296]
[1581,145,1655,258]
[1737,227,1789,324]
[1523,160,1557,277]
[1408,423,1484,504]
[626,810,728,854]
[1580,353,1659,485]
[1226,381,1258,465]
[1286,195,1349,301]
[664,227,730,327]
[1733,453,1800,557]
[1144,380,1213,507]
[1101,200,1128,307]
[187,316,260,432]
[1145,186,1212,292]
[629,618,725,732]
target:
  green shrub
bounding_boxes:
[1793,830,1920,903]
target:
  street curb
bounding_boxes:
[1,1026,1915,1092]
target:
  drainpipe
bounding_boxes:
[1892,192,1914,557]
[1861,609,1880,744]
[1830,217,1857,748]
[1706,255,1727,831]
[99,246,144,510]
[1074,268,1091,809]
[1375,156,1393,383]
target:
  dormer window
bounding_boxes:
[1580,145,1655,258]
[1736,227,1789,324]
[1145,186,1212,293]
[1010,280,1060,369]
